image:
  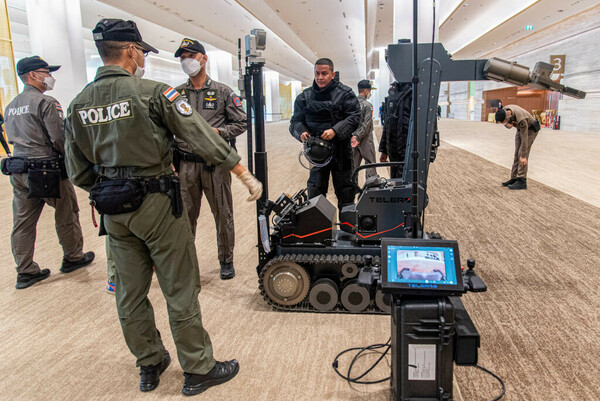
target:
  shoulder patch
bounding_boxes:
[56,103,64,119]
[175,98,193,116]
[233,96,242,107]
[162,87,180,102]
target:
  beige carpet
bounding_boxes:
[0,121,599,400]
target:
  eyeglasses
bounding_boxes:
[122,45,149,57]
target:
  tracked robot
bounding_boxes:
[240,30,585,316]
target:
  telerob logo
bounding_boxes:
[369,196,410,203]
[77,100,133,126]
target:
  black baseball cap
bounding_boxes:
[174,38,206,58]
[17,56,60,75]
[92,19,158,54]
[358,79,376,90]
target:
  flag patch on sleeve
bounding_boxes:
[162,87,180,102]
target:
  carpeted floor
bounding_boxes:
[0,121,598,400]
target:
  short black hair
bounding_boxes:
[495,108,506,123]
[96,40,132,62]
[18,73,29,85]
[315,58,334,72]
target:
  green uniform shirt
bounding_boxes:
[4,85,65,158]
[175,76,246,152]
[64,66,240,191]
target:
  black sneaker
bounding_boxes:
[16,269,50,289]
[60,251,95,273]
[140,350,171,392]
[508,178,527,190]
[182,359,239,396]
[502,178,517,187]
[220,261,235,280]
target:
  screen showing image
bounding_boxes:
[386,245,458,286]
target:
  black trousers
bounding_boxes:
[307,163,355,212]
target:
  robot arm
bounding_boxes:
[483,57,586,99]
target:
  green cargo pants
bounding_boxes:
[104,192,216,374]
[10,173,84,274]
[179,160,235,264]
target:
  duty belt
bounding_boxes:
[28,158,64,170]
[137,175,175,194]
[174,148,206,163]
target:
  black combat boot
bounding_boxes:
[140,350,171,392]
[60,251,95,273]
[219,261,235,280]
[502,178,517,187]
[16,269,51,289]
[182,359,239,396]
[508,178,527,190]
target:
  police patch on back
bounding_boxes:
[175,98,193,116]
[77,99,133,126]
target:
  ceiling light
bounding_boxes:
[525,25,533,30]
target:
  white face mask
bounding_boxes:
[131,48,145,78]
[181,57,203,77]
[43,76,56,90]
[34,73,55,90]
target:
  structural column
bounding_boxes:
[376,48,391,117]
[207,50,234,88]
[25,0,87,108]
[263,70,280,123]
[290,81,302,115]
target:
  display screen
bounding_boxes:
[381,239,463,295]
[387,246,457,286]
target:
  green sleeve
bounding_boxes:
[151,85,240,170]
[64,112,97,192]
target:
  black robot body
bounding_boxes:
[257,176,428,314]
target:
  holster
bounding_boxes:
[529,119,541,133]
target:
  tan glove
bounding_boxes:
[237,170,263,201]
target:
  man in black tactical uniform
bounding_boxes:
[289,58,361,212]
[379,82,412,178]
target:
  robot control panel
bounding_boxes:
[381,238,465,296]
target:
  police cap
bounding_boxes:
[358,79,376,90]
[92,19,158,54]
[495,108,507,123]
[174,38,206,58]
[17,56,60,75]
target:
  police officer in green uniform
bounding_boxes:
[350,80,377,179]
[173,38,247,280]
[2,56,94,290]
[64,19,262,395]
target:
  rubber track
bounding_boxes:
[258,253,387,315]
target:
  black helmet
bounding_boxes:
[304,136,334,166]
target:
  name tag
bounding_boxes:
[203,89,218,110]
[77,99,134,126]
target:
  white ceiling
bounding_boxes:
[447,0,599,59]
[7,0,599,90]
